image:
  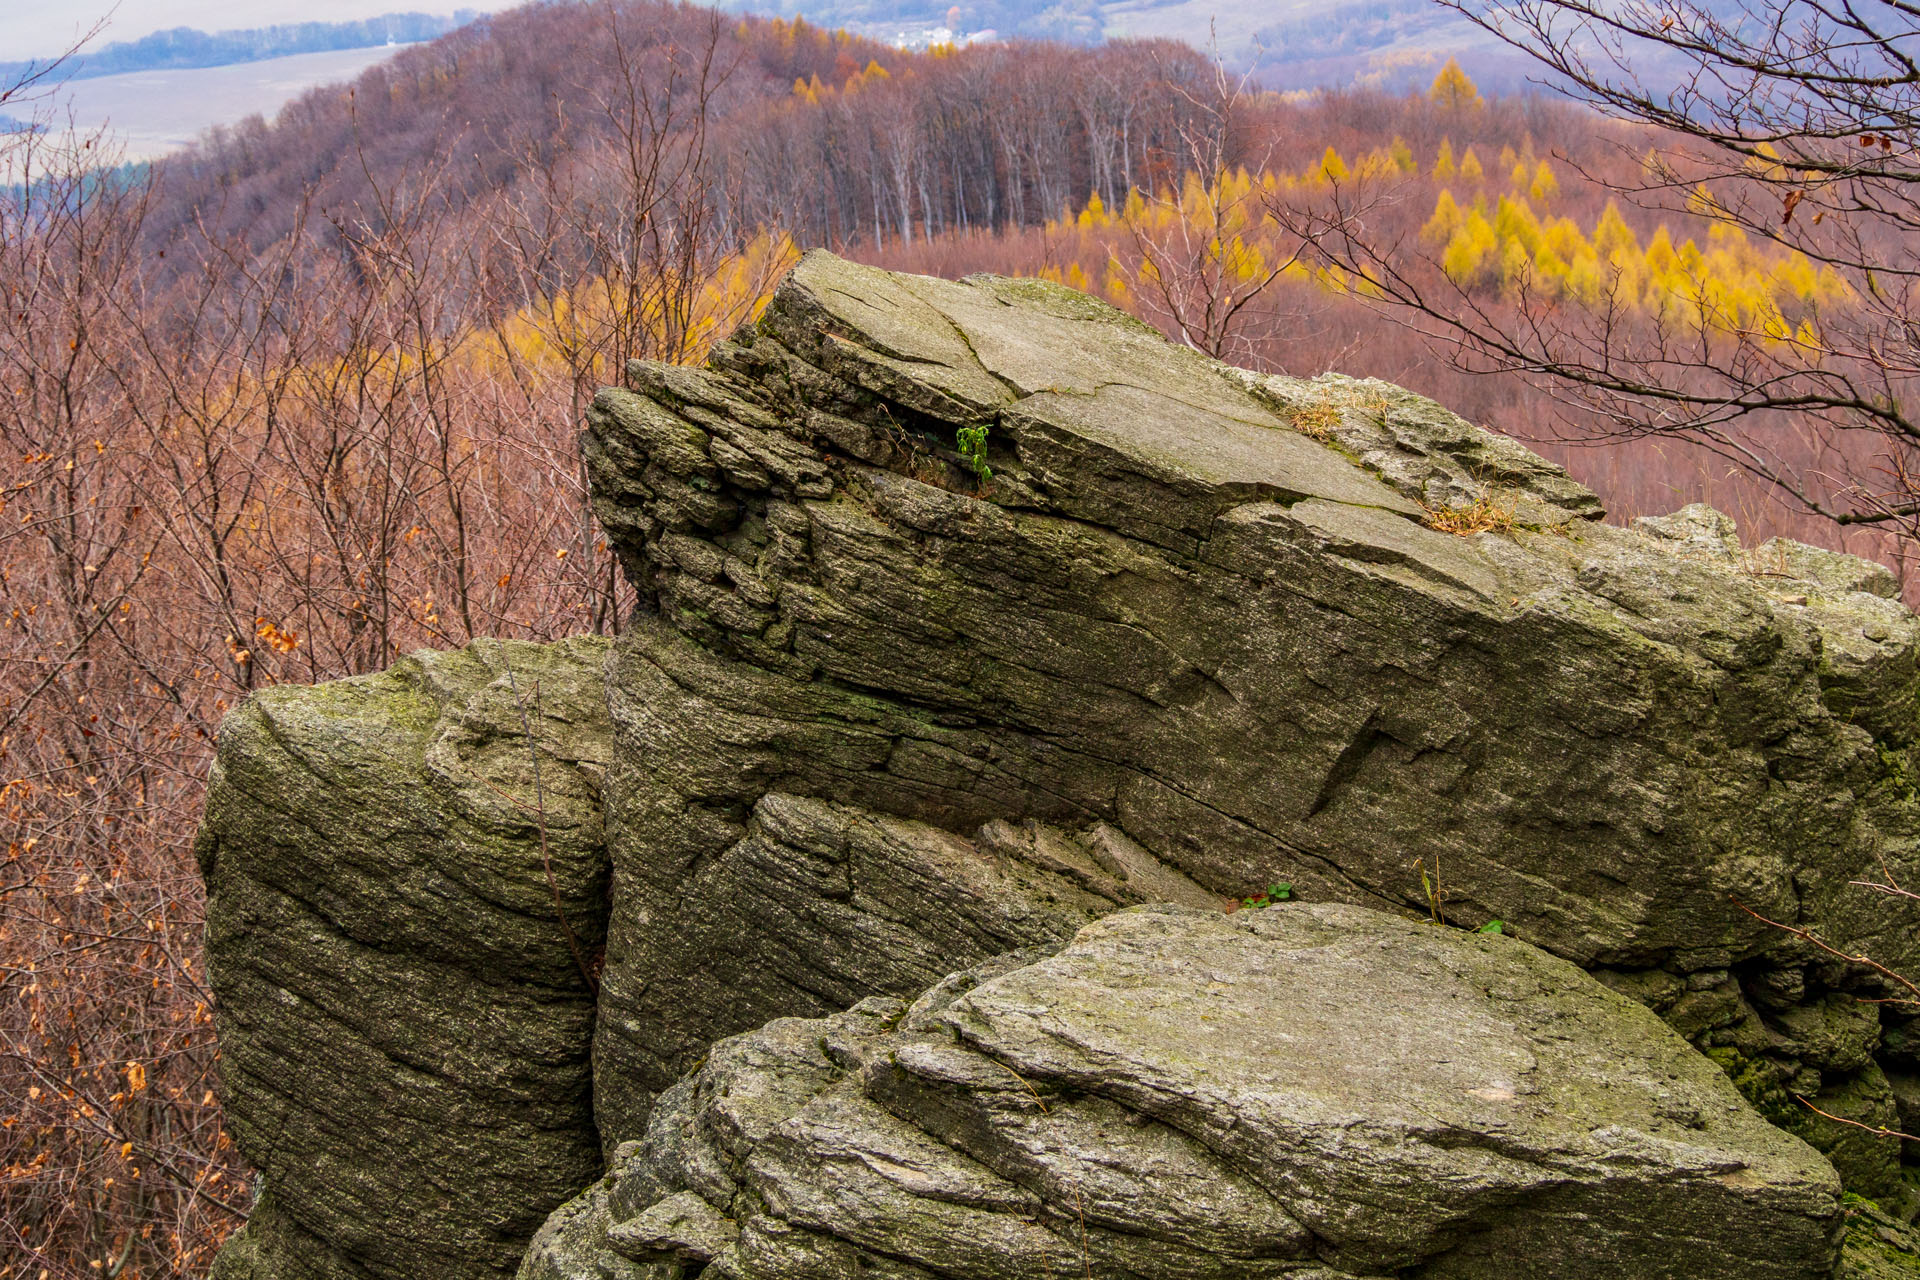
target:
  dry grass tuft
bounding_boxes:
[1291,402,1345,440]
[1422,492,1518,536]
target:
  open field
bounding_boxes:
[0,1,508,59]
[37,45,413,161]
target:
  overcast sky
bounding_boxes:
[2,1,525,59]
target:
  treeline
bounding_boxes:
[717,40,1215,248]
[0,11,482,85]
[733,0,1108,43]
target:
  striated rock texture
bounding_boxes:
[198,252,1920,1280]
[584,250,1920,1176]
[524,903,1846,1280]
[197,637,614,1280]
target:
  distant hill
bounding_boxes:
[0,10,482,85]
[137,1,1216,265]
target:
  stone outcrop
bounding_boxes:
[525,903,1845,1280]
[198,251,1920,1280]
[197,637,614,1280]
[584,251,1920,1179]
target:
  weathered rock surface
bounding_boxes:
[1843,1195,1920,1278]
[199,252,1920,1280]
[584,250,1920,1172]
[197,637,614,1280]
[526,903,1846,1280]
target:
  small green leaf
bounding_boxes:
[955,424,992,483]
[1477,919,1505,935]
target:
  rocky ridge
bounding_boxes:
[586,253,1920,1172]
[196,252,1920,1280]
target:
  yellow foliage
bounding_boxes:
[1434,138,1456,179]
[1228,236,1267,282]
[1429,57,1481,110]
[1498,238,1532,294]
[1592,201,1637,258]
[1493,195,1541,254]
[1423,189,1465,243]
[1685,182,1726,220]
[1442,211,1498,284]
[1747,140,1788,182]
[1527,160,1558,203]
[1541,215,1586,263]
[470,231,800,380]
[1389,137,1416,173]
[1041,141,1849,354]
[1565,252,1608,306]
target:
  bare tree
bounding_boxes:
[1283,0,1920,555]
[0,22,101,121]
[1113,40,1307,362]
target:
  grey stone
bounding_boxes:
[197,637,614,1280]
[528,904,1845,1280]
[585,250,1920,1142]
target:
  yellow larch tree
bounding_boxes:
[1429,57,1481,110]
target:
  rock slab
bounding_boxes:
[586,249,1920,1172]
[526,903,1845,1280]
[197,637,614,1280]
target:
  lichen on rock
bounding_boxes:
[198,636,614,1280]
[584,251,1920,1158]
[527,904,1847,1280]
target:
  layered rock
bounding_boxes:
[525,903,1845,1280]
[584,251,1920,1177]
[197,252,1920,1280]
[197,637,614,1280]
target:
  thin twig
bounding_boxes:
[1730,895,1920,1006]
[1796,1093,1920,1144]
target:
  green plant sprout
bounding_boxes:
[1240,882,1294,909]
[956,424,992,484]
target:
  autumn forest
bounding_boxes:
[2,2,1911,1277]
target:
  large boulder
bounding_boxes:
[197,637,614,1280]
[525,903,1846,1280]
[584,250,1920,1164]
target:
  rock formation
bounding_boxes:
[196,252,1920,1280]
[198,638,613,1280]
[525,903,1844,1280]
[585,252,1920,1175]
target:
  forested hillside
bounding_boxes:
[152,5,1213,257]
[0,3,1900,1278]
